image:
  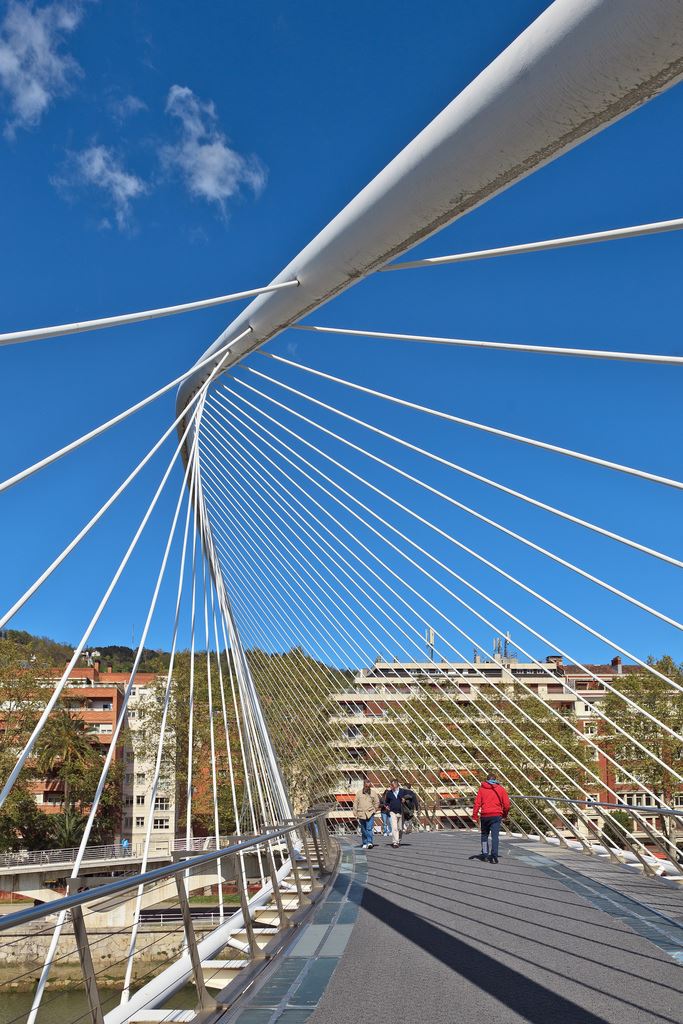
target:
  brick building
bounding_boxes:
[29,656,177,847]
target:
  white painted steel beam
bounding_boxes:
[177,0,683,429]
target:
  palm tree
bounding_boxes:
[50,806,87,848]
[36,707,100,812]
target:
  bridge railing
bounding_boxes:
[0,809,335,1024]
[0,841,172,870]
[509,795,683,877]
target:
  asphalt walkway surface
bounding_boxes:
[307,831,682,1024]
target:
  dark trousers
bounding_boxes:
[480,815,502,857]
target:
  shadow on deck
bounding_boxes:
[219,831,683,1024]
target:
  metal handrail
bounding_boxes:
[0,810,325,932]
[511,794,683,818]
[0,841,171,869]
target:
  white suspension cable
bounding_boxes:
[1,281,296,347]
[201,458,583,846]
[197,463,286,833]
[208,580,242,836]
[122,436,200,1002]
[206,532,553,842]
[240,366,683,633]
[293,324,683,365]
[200,431,643,829]
[220,381,683,700]
[206,394,683,779]
[200,547,224,922]
[227,364,681,570]
[201,407,680,851]
[198,448,651,864]
[201,452,591,819]
[0,400,202,810]
[213,560,294,825]
[259,353,683,491]
[29,460,194,1024]
[379,216,683,271]
[185,499,199,847]
[0,363,216,631]
[0,326,251,494]
[215,608,264,854]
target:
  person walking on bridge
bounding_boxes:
[383,778,412,848]
[471,773,510,863]
[353,780,379,849]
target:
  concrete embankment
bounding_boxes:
[0,922,221,990]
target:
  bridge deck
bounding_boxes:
[225,832,683,1024]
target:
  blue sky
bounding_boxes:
[1,0,682,669]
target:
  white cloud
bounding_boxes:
[55,144,147,230]
[0,1,84,137]
[162,84,266,213]
[108,93,147,122]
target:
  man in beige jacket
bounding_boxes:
[353,780,379,849]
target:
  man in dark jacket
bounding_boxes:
[383,779,412,848]
[471,773,511,863]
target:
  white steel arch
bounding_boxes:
[176,0,683,422]
[178,0,683,829]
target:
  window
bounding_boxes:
[135,816,145,828]
[136,794,145,805]
[99,724,112,734]
[136,773,145,785]
[127,710,137,719]
[124,795,133,806]
[584,724,597,736]
[124,773,133,785]
[154,796,170,811]
[126,751,134,762]
[124,815,132,828]
[153,817,170,830]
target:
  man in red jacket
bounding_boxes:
[471,773,511,864]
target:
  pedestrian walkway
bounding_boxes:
[225,831,683,1024]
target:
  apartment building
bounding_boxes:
[325,646,674,848]
[30,656,177,848]
[120,679,177,851]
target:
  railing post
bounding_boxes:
[282,825,306,904]
[316,813,333,867]
[308,818,328,874]
[592,806,656,875]
[70,904,105,1024]
[265,838,289,928]
[625,807,679,875]
[234,849,261,959]
[174,872,216,1011]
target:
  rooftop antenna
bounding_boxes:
[426,626,435,661]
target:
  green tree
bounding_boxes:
[249,647,349,813]
[363,680,592,835]
[135,650,244,837]
[601,809,632,850]
[0,636,54,851]
[602,656,683,842]
[0,788,54,852]
[36,707,100,812]
[50,806,87,848]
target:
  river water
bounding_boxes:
[0,986,198,1024]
